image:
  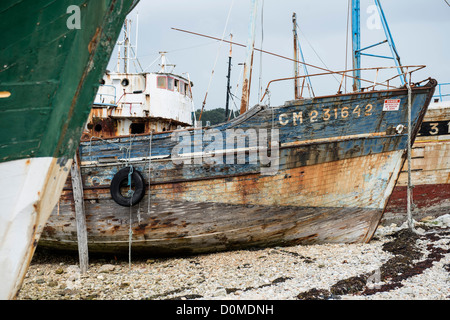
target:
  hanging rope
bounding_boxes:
[88,136,130,163]
[126,137,135,268]
[406,78,417,234]
[147,131,153,215]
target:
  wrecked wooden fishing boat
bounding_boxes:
[383,87,450,225]
[0,0,138,299]
[39,0,437,256]
[39,68,437,254]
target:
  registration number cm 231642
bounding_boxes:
[278,104,374,126]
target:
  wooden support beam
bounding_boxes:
[70,151,89,273]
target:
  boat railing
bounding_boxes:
[432,83,450,102]
[93,84,117,107]
[260,65,426,102]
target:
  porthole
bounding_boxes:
[94,123,102,132]
[130,123,145,134]
[121,78,130,86]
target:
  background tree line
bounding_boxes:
[194,108,240,126]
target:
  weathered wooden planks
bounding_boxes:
[383,104,450,225]
[39,80,437,254]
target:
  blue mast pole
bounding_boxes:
[352,0,406,89]
[352,0,361,92]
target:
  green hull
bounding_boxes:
[0,0,137,163]
[0,0,138,300]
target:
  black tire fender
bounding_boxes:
[110,166,145,207]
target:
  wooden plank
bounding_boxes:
[71,151,89,273]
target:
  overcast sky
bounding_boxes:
[108,0,450,111]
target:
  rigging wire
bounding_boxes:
[258,0,265,103]
[228,63,245,120]
[296,25,340,85]
[142,42,219,72]
[445,0,450,7]
[199,0,235,122]
[294,19,315,98]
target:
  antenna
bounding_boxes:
[116,14,142,73]
[158,52,176,73]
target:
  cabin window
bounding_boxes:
[157,76,167,89]
[179,81,185,95]
[130,123,145,134]
[121,78,130,87]
[185,83,191,97]
[167,77,174,91]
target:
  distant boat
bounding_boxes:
[383,85,450,225]
[0,0,137,300]
[82,51,196,140]
[38,0,436,256]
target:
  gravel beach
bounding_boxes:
[17,215,450,301]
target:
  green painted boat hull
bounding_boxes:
[0,0,137,300]
[0,0,136,163]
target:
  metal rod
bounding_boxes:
[293,13,299,99]
[358,39,388,52]
[225,34,233,120]
[294,13,314,98]
[240,0,259,114]
[406,75,416,232]
[260,65,425,101]
[374,0,406,85]
[171,27,347,77]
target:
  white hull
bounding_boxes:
[0,157,72,299]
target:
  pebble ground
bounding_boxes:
[17,216,450,300]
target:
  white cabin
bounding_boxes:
[82,70,195,139]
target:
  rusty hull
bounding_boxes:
[40,80,437,255]
[43,151,402,254]
[383,104,450,225]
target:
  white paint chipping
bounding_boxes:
[0,157,72,300]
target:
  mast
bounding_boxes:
[352,0,361,92]
[240,0,260,115]
[293,13,299,99]
[159,51,167,73]
[123,19,129,73]
[292,13,313,99]
[352,0,406,90]
[225,34,233,120]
